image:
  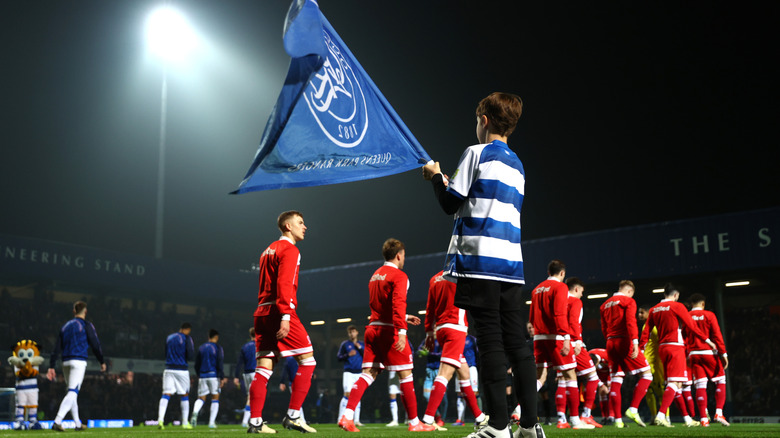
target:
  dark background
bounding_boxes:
[2,1,778,271]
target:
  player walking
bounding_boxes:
[687,293,730,426]
[157,322,195,429]
[191,329,226,428]
[337,325,364,426]
[420,270,488,430]
[47,301,106,432]
[235,327,257,428]
[248,210,317,434]
[338,238,428,432]
[599,280,653,428]
[529,261,594,429]
[563,277,602,428]
[639,284,716,427]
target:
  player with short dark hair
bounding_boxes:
[338,238,427,432]
[192,329,226,428]
[235,327,257,428]
[639,284,715,427]
[530,261,593,430]
[47,301,106,432]
[337,325,364,426]
[156,322,195,429]
[600,280,653,428]
[687,293,730,427]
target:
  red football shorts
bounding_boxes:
[606,337,650,376]
[534,337,576,371]
[659,344,688,382]
[689,352,725,381]
[362,324,414,371]
[575,347,597,376]
[435,326,467,369]
[254,307,312,358]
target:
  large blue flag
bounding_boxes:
[233,0,431,193]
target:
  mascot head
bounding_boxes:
[8,340,44,378]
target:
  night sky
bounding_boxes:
[2,1,778,272]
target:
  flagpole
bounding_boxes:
[155,67,168,259]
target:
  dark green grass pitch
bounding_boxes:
[1,423,778,438]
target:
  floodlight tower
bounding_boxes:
[145,6,196,259]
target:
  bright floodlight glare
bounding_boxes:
[725,281,750,287]
[146,6,197,62]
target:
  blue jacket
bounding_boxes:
[50,317,104,368]
[165,332,194,370]
[195,341,224,379]
[235,340,257,377]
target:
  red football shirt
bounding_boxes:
[368,262,410,334]
[254,237,300,317]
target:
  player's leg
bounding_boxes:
[208,385,220,428]
[422,362,456,426]
[241,372,252,427]
[456,360,485,424]
[191,379,207,426]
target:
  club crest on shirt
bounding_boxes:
[303,29,368,148]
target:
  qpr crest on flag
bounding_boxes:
[233,0,431,193]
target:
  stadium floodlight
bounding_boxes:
[336,318,352,323]
[725,281,750,287]
[145,6,197,62]
[652,288,664,294]
[310,320,325,326]
[417,310,426,315]
[525,300,532,305]
[587,293,609,300]
[144,5,199,258]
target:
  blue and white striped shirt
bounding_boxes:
[444,140,525,284]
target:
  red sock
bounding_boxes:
[609,380,622,419]
[288,360,315,411]
[425,377,448,418]
[400,375,419,421]
[460,381,483,417]
[683,387,695,418]
[249,367,272,418]
[584,378,598,411]
[715,382,726,410]
[674,391,689,416]
[555,383,567,417]
[346,374,373,411]
[566,380,580,418]
[696,386,708,419]
[630,375,652,409]
[600,398,612,418]
[659,385,677,415]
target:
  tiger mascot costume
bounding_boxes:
[7,340,44,430]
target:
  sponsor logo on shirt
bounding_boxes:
[370,274,387,282]
[652,306,671,313]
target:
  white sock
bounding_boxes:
[180,398,190,424]
[158,397,169,423]
[192,398,204,418]
[209,400,219,425]
[457,397,465,420]
[344,408,355,421]
[339,396,348,420]
[390,399,398,422]
[242,406,250,425]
